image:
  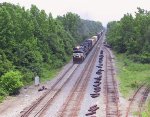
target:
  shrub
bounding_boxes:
[0,71,23,95]
[128,54,150,63]
[0,87,8,102]
[0,88,8,96]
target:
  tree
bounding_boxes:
[0,2,103,87]
[106,7,150,63]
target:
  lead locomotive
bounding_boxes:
[73,30,103,63]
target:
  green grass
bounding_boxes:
[40,67,60,83]
[116,54,150,116]
[40,57,71,83]
[141,101,150,117]
[116,54,150,97]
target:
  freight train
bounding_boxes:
[73,30,103,63]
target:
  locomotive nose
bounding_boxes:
[76,53,80,57]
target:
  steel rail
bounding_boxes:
[104,47,120,117]
[125,84,146,117]
[138,86,150,117]
[58,37,103,117]
[21,63,79,117]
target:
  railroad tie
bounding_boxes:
[85,111,96,116]
[94,77,102,81]
[94,87,101,90]
[85,104,99,116]
[93,83,101,87]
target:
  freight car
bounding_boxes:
[73,31,103,63]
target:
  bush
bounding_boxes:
[128,54,150,63]
[0,88,8,96]
[0,87,8,102]
[0,71,23,95]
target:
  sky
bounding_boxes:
[1,0,150,26]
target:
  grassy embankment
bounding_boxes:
[116,54,150,117]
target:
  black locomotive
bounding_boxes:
[73,30,103,63]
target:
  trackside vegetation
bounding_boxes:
[106,8,150,117]
[0,2,103,102]
[116,54,150,117]
[106,8,150,63]
[116,54,150,97]
[142,101,150,117]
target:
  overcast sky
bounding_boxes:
[1,0,150,26]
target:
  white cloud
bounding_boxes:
[1,0,150,26]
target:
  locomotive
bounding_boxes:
[73,30,103,63]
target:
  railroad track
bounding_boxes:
[138,86,150,117]
[57,36,104,117]
[104,47,120,117]
[20,63,80,117]
[125,84,150,117]
[20,34,104,117]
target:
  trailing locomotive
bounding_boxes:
[73,30,103,63]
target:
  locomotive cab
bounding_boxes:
[73,49,85,63]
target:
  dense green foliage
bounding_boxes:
[106,8,150,63]
[57,13,102,43]
[0,2,102,100]
[0,71,23,95]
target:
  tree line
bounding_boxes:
[0,2,103,97]
[106,8,150,63]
